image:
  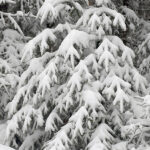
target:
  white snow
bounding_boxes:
[0,121,7,144]
[22,29,56,61]
[121,6,139,23]
[57,29,93,57]
[64,45,80,68]
[76,6,126,31]
[95,0,111,6]
[88,13,101,31]
[3,29,22,40]
[70,106,88,137]
[67,72,82,94]
[0,144,15,150]
[2,1,149,150]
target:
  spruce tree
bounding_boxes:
[139,33,150,81]
[5,0,148,150]
[0,0,30,121]
[0,29,24,119]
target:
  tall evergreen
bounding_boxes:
[4,0,148,150]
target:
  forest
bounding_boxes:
[0,0,150,150]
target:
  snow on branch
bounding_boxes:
[81,89,105,122]
[86,123,114,150]
[122,46,135,66]
[44,123,72,150]
[37,0,83,24]
[110,108,123,129]
[19,58,44,86]
[37,0,57,24]
[69,106,88,138]
[67,59,93,94]
[7,14,24,35]
[75,60,93,82]
[0,12,24,35]
[6,105,44,139]
[22,29,56,61]
[131,69,147,93]
[64,45,80,68]
[138,33,150,56]
[37,59,58,97]
[84,54,100,78]
[67,72,82,94]
[113,88,130,113]
[45,110,63,132]
[0,58,11,73]
[95,0,112,7]
[0,144,15,150]
[0,0,15,4]
[96,38,118,57]
[102,74,131,112]
[112,142,128,150]
[57,29,95,57]
[76,6,126,31]
[95,38,118,72]
[121,6,139,23]
[88,13,101,31]
[6,76,40,117]
[19,130,44,150]
[103,74,131,92]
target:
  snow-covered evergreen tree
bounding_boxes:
[138,33,150,81]
[0,28,25,119]
[0,0,24,35]
[4,0,148,150]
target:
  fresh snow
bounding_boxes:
[1,0,150,150]
[0,144,15,150]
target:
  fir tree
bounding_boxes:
[0,29,24,119]
[3,0,149,150]
[139,33,150,81]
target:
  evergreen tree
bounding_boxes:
[0,0,33,123]
[0,29,24,119]
[138,33,150,81]
[2,0,149,150]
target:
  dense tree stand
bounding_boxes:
[0,0,150,150]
